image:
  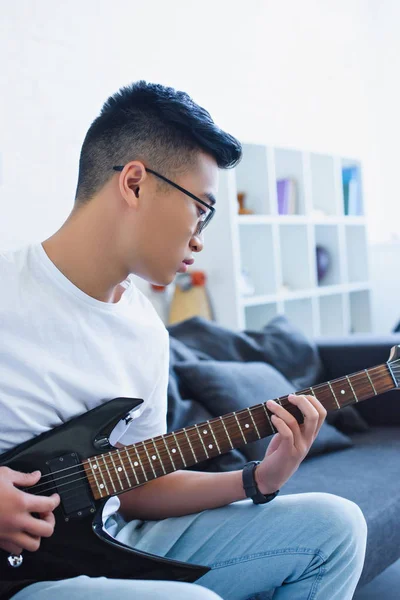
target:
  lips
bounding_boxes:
[183,259,194,266]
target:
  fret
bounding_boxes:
[182,427,198,462]
[365,369,377,395]
[141,442,157,478]
[87,457,104,497]
[132,445,148,481]
[327,381,341,409]
[328,378,354,409]
[151,438,167,475]
[346,375,358,402]
[233,411,247,443]
[207,420,221,454]
[309,386,317,397]
[275,398,283,406]
[194,424,210,459]
[219,416,234,450]
[262,403,276,433]
[247,408,261,439]
[161,435,177,470]
[101,455,117,494]
[109,452,124,492]
[123,447,139,485]
[171,431,187,467]
[115,450,131,488]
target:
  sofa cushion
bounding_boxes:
[168,315,324,390]
[175,360,353,462]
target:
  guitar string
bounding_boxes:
[26,363,398,499]
[25,362,397,495]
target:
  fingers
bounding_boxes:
[301,393,327,433]
[0,540,23,555]
[22,512,55,539]
[267,399,301,449]
[11,532,41,553]
[25,492,60,514]
[267,394,321,451]
[9,469,42,488]
[287,394,320,441]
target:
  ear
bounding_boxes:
[117,161,147,207]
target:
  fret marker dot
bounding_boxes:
[341,390,345,395]
[93,464,98,469]
[152,455,157,460]
[245,424,249,428]
[203,430,207,434]
[118,467,122,472]
[134,461,139,467]
[172,448,176,453]
[100,484,104,489]
[208,444,213,449]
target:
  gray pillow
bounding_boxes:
[175,360,353,463]
[168,315,324,390]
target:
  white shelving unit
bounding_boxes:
[194,143,372,337]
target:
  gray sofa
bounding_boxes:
[285,334,400,591]
[166,317,400,594]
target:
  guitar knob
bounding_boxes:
[8,554,23,568]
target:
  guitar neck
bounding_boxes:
[83,361,397,500]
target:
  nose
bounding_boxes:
[190,231,204,253]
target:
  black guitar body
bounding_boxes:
[0,398,209,588]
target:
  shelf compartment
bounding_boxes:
[310,153,338,217]
[244,303,278,330]
[239,224,277,297]
[235,144,272,216]
[283,297,314,338]
[345,224,369,283]
[279,224,312,291]
[319,294,345,336]
[274,148,306,216]
[314,224,342,287]
[349,290,372,333]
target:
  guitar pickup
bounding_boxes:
[46,452,96,520]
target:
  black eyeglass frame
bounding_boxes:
[112,165,215,234]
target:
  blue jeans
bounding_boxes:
[13,492,367,600]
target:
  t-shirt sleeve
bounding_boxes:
[114,334,169,446]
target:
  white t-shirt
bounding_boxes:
[0,243,169,514]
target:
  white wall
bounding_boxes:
[0,0,398,332]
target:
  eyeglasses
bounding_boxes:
[112,165,215,235]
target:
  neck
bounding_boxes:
[83,360,398,501]
[42,201,129,303]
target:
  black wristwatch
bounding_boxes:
[242,461,280,505]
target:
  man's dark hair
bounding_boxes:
[75,81,242,204]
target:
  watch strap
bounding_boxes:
[242,461,280,505]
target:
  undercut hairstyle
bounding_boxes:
[74,81,242,204]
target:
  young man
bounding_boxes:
[0,81,367,600]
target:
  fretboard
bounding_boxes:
[83,361,397,500]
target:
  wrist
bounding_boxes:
[254,464,279,495]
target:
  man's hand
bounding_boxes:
[255,394,327,494]
[0,466,60,555]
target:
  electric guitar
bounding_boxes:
[1,345,399,589]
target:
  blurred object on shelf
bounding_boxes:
[342,166,362,216]
[277,178,297,214]
[150,284,166,292]
[316,245,331,283]
[237,192,254,215]
[310,208,327,219]
[239,269,256,297]
[168,270,214,325]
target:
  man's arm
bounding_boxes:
[118,393,327,521]
[118,468,245,521]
